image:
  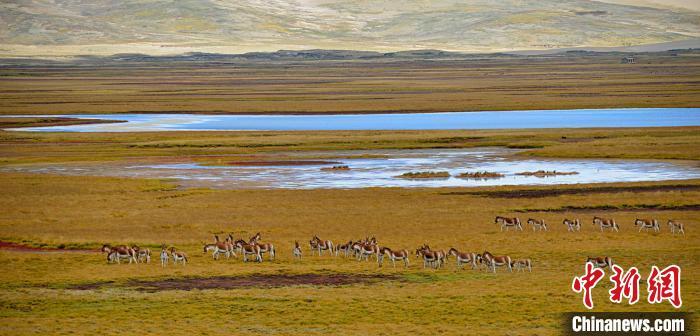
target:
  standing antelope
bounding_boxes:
[311,236,334,256]
[378,247,410,268]
[563,218,581,232]
[293,241,302,260]
[160,246,169,267]
[511,259,532,272]
[593,216,619,232]
[586,256,613,269]
[447,248,477,269]
[495,216,523,231]
[668,220,685,235]
[527,218,547,231]
[169,247,188,265]
[480,251,512,273]
[634,218,659,232]
[101,244,136,264]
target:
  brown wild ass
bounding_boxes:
[479,251,512,273]
[586,256,613,269]
[511,259,532,272]
[593,216,619,232]
[634,218,659,232]
[527,218,547,231]
[563,218,581,232]
[169,247,188,265]
[101,244,136,264]
[447,248,477,269]
[495,216,523,231]
[668,220,685,235]
[378,247,410,268]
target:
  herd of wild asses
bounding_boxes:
[100,217,686,272]
[496,216,685,234]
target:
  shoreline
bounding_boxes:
[0,117,126,129]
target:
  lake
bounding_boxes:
[4,108,700,132]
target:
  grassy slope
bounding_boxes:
[1,54,699,115]
[0,173,698,335]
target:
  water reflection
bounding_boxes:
[4,148,700,189]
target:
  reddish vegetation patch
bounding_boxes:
[70,274,400,292]
[0,241,96,253]
[442,184,700,198]
[227,160,342,166]
[130,274,398,292]
[515,203,700,213]
[69,281,116,290]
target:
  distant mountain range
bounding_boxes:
[1,0,699,56]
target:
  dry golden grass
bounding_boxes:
[0,172,698,335]
[1,54,699,115]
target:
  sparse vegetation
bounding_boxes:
[456,171,504,179]
[516,170,579,177]
[321,165,350,171]
[395,171,450,179]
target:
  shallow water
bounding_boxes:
[5,108,700,132]
[5,148,700,189]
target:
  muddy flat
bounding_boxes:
[0,241,96,253]
[69,274,400,292]
[447,184,700,198]
[226,160,341,166]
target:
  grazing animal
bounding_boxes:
[511,259,532,272]
[235,240,262,263]
[495,216,523,231]
[593,216,619,232]
[101,244,136,264]
[169,247,188,265]
[293,241,302,260]
[527,218,547,231]
[132,245,151,263]
[634,218,660,232]
[586,256,613,269]
[668,220,685,235]
[563,218,581,232]
[160,246,169,267]
[480,251,512,273]
[447,248,477,269]
[378,247,410,268]
[311,236,334,256]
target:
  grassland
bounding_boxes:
[1,127,699,167]
[1,52,699,115]
[1,51,699,334]
[0,172,698,335]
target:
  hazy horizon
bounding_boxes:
[2,0,699,57]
